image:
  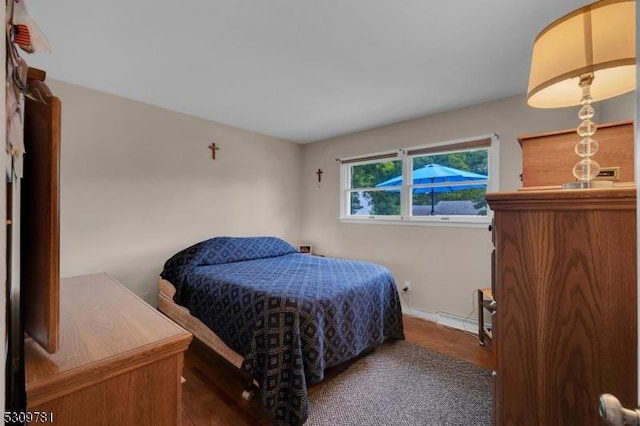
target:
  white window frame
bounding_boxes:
[339,133,499,228]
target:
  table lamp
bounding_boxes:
[527,0,636,189]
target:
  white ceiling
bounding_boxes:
[25,0,591,143]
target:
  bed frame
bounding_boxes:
[157,277,257,400]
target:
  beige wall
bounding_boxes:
[52,78,634,323]
[51,80,303,305]
[300,92,635,322]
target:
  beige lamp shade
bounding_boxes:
[527,0,636,108]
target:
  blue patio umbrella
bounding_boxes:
[376,163,488,215]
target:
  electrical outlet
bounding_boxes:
[403,281,411,292]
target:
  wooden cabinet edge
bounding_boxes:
[486,187,636,211]
[516,120,633,146]
[27,333,192,408]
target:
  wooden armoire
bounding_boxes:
[485,121,637,426]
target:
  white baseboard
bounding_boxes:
[403,306,485,335]
[403,306,438,323]
[437,311,478,334]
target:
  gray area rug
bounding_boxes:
[306,340,492,426]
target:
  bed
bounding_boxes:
[159,236,404,425]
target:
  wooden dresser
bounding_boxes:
[25,273,193,425]
[486,188,637,426]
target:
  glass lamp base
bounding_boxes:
[562,180,614,190]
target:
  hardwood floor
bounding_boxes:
[181,315,493,425]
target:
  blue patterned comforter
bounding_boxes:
[161,237,404,425]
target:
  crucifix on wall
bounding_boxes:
[208,142,220,160]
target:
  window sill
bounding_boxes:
[339,216,491,228]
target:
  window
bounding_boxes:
[339,134,499,227]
